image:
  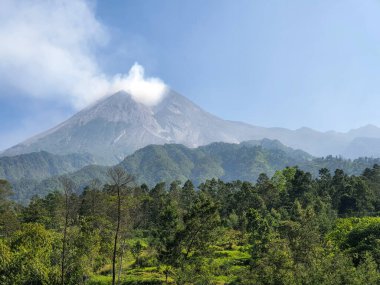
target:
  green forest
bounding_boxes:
[2,164,380,284]
[6,141,380,205]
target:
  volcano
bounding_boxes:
[3,90,380,164]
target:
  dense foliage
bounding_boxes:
[2,164,380,284]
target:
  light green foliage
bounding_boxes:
[1,223,60,284]
[131,240,144,266]
[328,217,380,247]
[172,258,214,285]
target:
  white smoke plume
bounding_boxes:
[0,0,168,109]
[109,63,168,106]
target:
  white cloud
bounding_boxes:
[110,63,168,106]
[0,0,168,109]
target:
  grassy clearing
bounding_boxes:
[89,232,250,285]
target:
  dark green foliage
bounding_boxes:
[344,222,380,266]
[2,164,380,284]
[152,199,181,266]
[0,180,19,237]
[119,142,380,188]
[7,141,380,205]
[175,192,220,260]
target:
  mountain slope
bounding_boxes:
[119,141,313,185]
[12,140,380,204]
[3,91,255,164]
[0,151,95,182]
[3,90,380,162]
[343,137,380,158]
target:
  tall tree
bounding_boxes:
[152,200,181,283]
[176,192,220,261]
[58,176,75,285]
[180,180,196,212]
[107,166,134,285]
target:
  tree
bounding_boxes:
[241,237,295,285]
[147,182,168,228]
[131,240,144,267]
[176,192,220,261]
[152,200,181,283]
[180,180,196,212]
[344,222,380,266]
[58,176,76,285]
[0,180,19,237]
[107,166,134,285]
[0,179,12,201]
[2,223,59,284]
[246,208,272,267]
[168,180,181,205]
[256,173,280,210]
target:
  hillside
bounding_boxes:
[9,140,380,203]
[0,151,95,182]
[119,140,313,186]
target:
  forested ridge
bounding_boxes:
[2,164,380,284]
[7,141,380,204]
[0,151,96,184]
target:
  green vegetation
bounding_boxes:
[2,163,380,284]
[0,151,97,203]
[5,140,380,204]
[0,151,95,182]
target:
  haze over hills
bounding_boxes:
[0,151,95,182]
[3,90,380,163]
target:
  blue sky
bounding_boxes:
[1,0,380,150]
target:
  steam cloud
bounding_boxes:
[109,63,168,106]
[0,0,168,109]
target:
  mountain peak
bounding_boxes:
[2,90,246,163]
[4,90,380,163]
[347,124,380,139]
[75,90,152,124]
